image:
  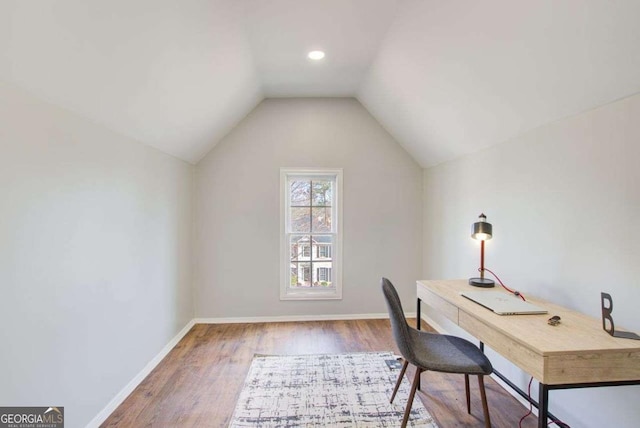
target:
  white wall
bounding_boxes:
[0,80,194,427]
[195,98,422,318]
[422,93,640,427]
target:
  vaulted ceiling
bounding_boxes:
[2,0,639,167]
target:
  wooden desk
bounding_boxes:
[417,279,640,428]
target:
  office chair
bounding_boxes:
[381,277,493,428]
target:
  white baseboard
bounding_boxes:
[86,319,196,428]
[194,312,411,324]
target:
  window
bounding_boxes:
[317,245,331,258]
[317,267,331,282]
[281,168,342,300]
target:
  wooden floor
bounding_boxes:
[102,319,537,427]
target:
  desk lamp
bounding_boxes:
[469,213,495,287]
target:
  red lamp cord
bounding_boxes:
[518,376,534,427]
[519,376,570,427]
[481,267,526,301]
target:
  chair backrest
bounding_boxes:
[381,277,416,362]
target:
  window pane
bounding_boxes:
[290,207,311,232]
[290,235,310,260]
[317,244,331,259]
[312,207,332,232]
[290,264,299,286]
[312,235,332,257]
[290,235,333,288]
[312,262,333,287]
[291,243,298,261]
[290,180,311,205]
[300,262,312,287]
[290,261,311,287]
[312,181,332,206]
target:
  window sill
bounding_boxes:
[280,288,342,301]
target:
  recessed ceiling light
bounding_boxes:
[308,50,325,60]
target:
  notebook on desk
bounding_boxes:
[461,290,548,315]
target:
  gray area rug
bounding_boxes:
[229,351,438,427]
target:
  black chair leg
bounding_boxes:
[401,368,422,428]
[478,375,491,428]
[465,374,471,414]
[390,360,409,403]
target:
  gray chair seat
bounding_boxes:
[408,328,493,375]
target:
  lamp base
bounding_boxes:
[469,277,495,288]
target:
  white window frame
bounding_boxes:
[280,168,343,300]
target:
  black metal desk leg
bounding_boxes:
[538,383,549,428]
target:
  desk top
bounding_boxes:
[418,279,640,384]
[418,279,639,356]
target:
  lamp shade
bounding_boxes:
[471,214,492,241]
[469,213,495,287]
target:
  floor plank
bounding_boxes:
[101,319,538,427]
